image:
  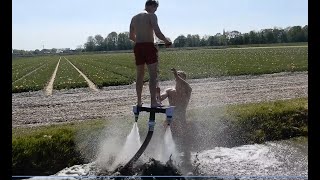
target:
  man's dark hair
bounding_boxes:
[145,0,159,7]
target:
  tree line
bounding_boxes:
[12,25,307,55]
[83,25,307,51]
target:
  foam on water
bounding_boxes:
[40,138,307,179]
[193,140,308,177]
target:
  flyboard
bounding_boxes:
[118,104,174,174]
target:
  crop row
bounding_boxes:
[12,56,56,82]
[53,57,88,90]
[12,46,308,93]
[66,56,129,87]
[12,57,60,93]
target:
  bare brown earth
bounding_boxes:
[12,71,308,127]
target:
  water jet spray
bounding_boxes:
[118,104,175,174]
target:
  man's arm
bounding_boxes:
[129,18,136,42]
[172,68,192,92]
[159,88,171,102]
[149,14,170,44]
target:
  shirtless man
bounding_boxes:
[160,68,193,172]
[129,0,172,107]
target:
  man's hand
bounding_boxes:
[171,68,177,75]
[165,41,172,48]
[156,41,172,48]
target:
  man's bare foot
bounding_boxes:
[156,87,160,92]
[151,102,163,108]
[156,87,161,101]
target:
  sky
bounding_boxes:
[12,0,308,51]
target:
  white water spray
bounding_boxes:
[160,126,180,164]
[111,122,141,168]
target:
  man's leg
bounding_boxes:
[147,62,160,107]
[156,86,161,104]
[156,60,161,102]
[136,65,145,106]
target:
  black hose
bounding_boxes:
[119,130,154,174]
[117,107,170,175]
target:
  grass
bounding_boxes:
[12,97,308,176]
[12,128,84,175]
[225,97,308,144]
[12,45,308,93]
[12,119,107,176]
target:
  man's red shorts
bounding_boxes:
[134,42,158,65]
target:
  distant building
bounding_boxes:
[41,49,51,54]
[56,49,63,53]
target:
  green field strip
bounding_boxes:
[203,46,308,75]
[95,53,136,69]
[68,54,136,80]
[157,46,308,79]
[65,57,99,91]
[12,63,47,84]
[97,53,169,82]
[12,57,52,82]
[90,59,135,80]
[12,46,308,92]
[53,58,88,90]
[12,58,60,93]
[157,50,225,79]
[89,54,152,82]
[66,56,129,87]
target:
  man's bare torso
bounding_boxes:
[166,86,192,115]
[131,11,155,43]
